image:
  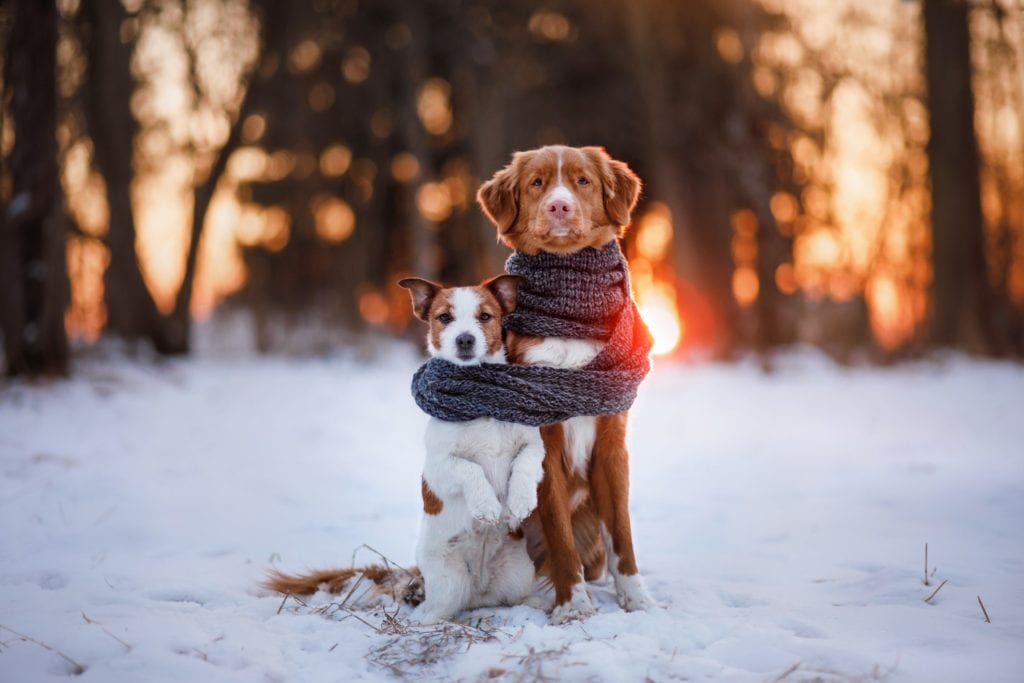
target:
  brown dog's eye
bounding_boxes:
[438,313,453,324]
[479,313,493,322]
[531,178,543,188]
[577,176,590,186]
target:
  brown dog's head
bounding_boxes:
[476,145,642,255]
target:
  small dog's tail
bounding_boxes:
[262,565,424,606]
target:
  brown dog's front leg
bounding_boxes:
[590,413,655,612]
[537,423,596,623]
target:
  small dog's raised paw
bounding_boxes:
[470,495,502,526]
[505,488,538,527]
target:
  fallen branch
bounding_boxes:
[977,595,991,623]
[0,624,85,675]
[924,579,948,603]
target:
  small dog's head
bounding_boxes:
[398,275,522,365]
[476,145,641,255]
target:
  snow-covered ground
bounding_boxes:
[1,347,1022,682]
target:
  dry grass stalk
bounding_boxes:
[367,616,501,678]
[500,644,575,683]
[770,660,896,682]
[0,624,86,675]
[924,543,929,586]
[773,661,801,682]
[977,595,991,623]
[80,612,131,652]
[924,579,948,603]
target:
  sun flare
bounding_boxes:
[636,281,683,356]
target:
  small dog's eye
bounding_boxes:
[479,313,493,322]
[438,313,453,324]
[577,176,589,186]
[531,178,543,188]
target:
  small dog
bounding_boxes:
[398,275,545,624]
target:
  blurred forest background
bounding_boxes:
[1,0,1023,376]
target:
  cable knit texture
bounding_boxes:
[410,241,653,426]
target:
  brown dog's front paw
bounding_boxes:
[548,584,597,624]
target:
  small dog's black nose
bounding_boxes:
[455,333,475,351]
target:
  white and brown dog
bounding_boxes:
[477,145,655,623]
[398,275,545,624]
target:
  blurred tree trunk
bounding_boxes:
[922,0,992,351]
[622,1,739,358]
[0,0,70,376]
[80,0,173,352]
[78,0,278,354]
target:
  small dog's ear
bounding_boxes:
[483,274,523,314]
[477,153,528,235]
[583,146,642,231]
[398,278,442,321]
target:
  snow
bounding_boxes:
[1,347,1022,682]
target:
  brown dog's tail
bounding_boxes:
[262,564,424,606]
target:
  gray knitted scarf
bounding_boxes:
[410,241,653,427]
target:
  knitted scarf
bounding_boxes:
[410,241,654,427]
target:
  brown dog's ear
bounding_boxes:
[476,154,525,234]
[583,146,642,230]
[483,274,523,314]
[398,277,442,321]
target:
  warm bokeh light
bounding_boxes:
[528,11,572,42]
[732,266,760,308]
[715,27,744,64]
[289,39,321,74]
[319,144,352,177]
[341,46,371,84]
[416,182,453,222]
[417,78,453,136]
[308,81,335,112]
[359,290,390,325]
[635,202,673,261]
[391,152,420,183]
[313,195,356,243]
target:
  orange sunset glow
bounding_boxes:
[42,0,1022,358]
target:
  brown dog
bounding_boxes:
[476,145,654,623]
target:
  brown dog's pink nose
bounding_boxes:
[547,199,573,216]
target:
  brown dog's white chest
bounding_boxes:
[521,336,604,476]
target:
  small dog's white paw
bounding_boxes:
[410,605,449,625]
[470,495,502,527]
[615,574,656,612]
[505,486,538,528]
[548,585,597,625]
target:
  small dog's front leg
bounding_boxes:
[506,433,545,527]
[446,458,502,526]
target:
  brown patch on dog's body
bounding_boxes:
[475,290,504,356]
[479,145,646,614]
[421,477,443,515]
